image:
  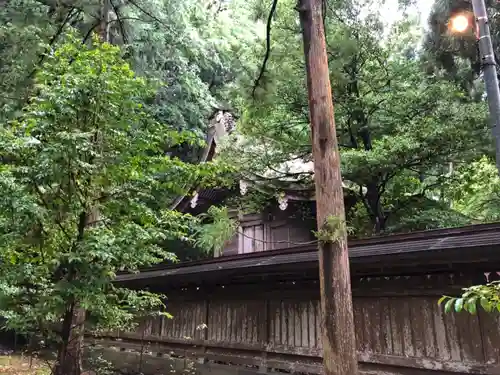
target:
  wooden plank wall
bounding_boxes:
[104,272,500,375]
[222,208,316,256]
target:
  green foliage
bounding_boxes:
[0,0,56,121]
[0,0,261,141]
[126,0,260,136]
[194,206,238,256]
[314,216,353,244]
[221,0,491,236]
[0,37,226,338]
[439,282,500,314]
[444,157,500,222]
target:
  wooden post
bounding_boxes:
[297,1,359,374]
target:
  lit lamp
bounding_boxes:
[448,1,500,176]
[450,14,470,33]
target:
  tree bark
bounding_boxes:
[297,1,359,375]
[54,302,86,375]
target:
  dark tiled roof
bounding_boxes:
[116,223,500,282]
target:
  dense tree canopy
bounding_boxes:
[220,0,494,236]
[0,36,236,374]
[2,0,500,370]
[0,0,259,134]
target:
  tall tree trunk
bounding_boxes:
[54,303,86,375]
[54,3,109,374]
[297,1,358,375]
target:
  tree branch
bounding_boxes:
[32,181,73,240]
[127,0,169,27]
[26,7,80,82]
[252,0,279,98]
[110,0,128,44]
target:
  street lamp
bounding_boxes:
[450,14,470,33]
[450,1,500,175]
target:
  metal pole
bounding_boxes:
[472,0,500,174]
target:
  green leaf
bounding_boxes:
[467,298,478,315]
[444,298,454,313]
[437,296,448,306]
[454,298,464,313]
[480,297,492,312]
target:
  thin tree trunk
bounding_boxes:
[297,1,359,375]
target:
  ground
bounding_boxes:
[0,354,51,375]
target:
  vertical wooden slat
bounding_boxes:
[194,302,200,340]
[221,302,227,341]
[172,306,178,338]
[243,302,249,344]
[353,297,365,353]
[401,299,414,357]
[455,310,484,363]
[287,303,295,347]
[315,299,322,349]
[255,225,264,252]
[194,303,199,338]
[410,297,426,358]
[389,297,403,356]
[227,302,232,342]
[258,300,269,344]
[252,302,259,343]
[238,226,244,254]
[247,302,253,343]
[208,301,215,341]
[444,312,462,361]
[421,298,437,359]
[188,305,194,339]
[173,309,179,338]
[178,304,184,338]
[181,304,187,338]
[380,297,392,355]
[433,299,451,360]
[479,310,500,363]
[269,301,275,345]
[301,302,309,348]
[308,300,315,348]
[165,311,171,337]
[235,303,242,343]
[234,302,238,342]
[204,300,209,341]
[362,299,373,353]
[468,313,485,363]
[243,227,253,253]
[281,301,287,346]
[221,302,226,342]
[222,302,227,341]
[213,302,220,341]
[370,298,382,354]
[246,302,252,343]
[275,301,281,345]
[148,316,154,336]
[294,303,302,347]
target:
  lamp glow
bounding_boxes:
[450,14,470,33]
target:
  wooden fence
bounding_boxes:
[95,271,500,375]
